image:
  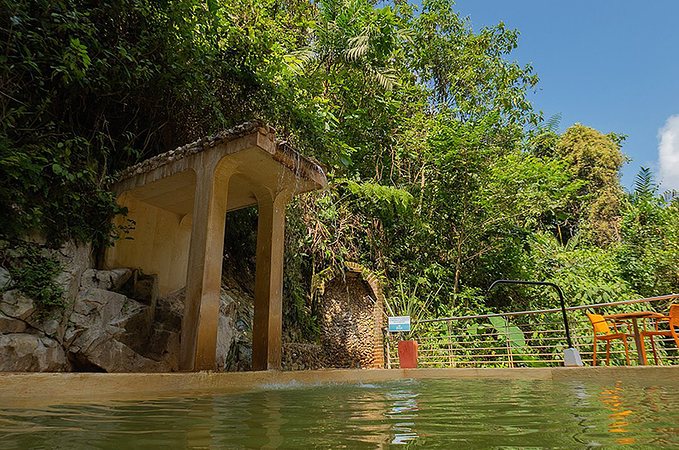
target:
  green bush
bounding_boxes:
[0,241,65,314]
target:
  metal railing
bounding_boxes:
[385,294,679,368]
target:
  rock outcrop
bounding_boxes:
[66,287,163,372]
[1,241,91,371]
[0,333,69,372]
[0,290,37,322]
[0,267,11,291]
[0,312,27,334]
[79,268,133,292]
[139,284,247,372]
[0,240,252,373]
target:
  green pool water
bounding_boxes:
[0,377,677,449]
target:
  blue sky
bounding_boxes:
[450,0,679,191]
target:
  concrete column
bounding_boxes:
[252,189,290,371]
[179,160,232,371]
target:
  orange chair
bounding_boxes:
[640,304,679,365]
[586,313,631,366]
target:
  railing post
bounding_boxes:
[446,321,455,368]
[385,332,392,369]
[504,318,514,368]
[487,279,583,367]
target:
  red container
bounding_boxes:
[398,340,418,368]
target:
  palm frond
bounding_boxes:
[634,167,657,198]
[371,66,398,91]
[284,47,319,72]
[344,34,369,61]
[546,112,562,131]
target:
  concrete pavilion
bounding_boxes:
[105,122,327,372]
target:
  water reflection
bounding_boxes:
[185,396,218,449]
[563,378,677,448]
[386,382,420,444]
[599,381,635,445]
[243,391,285,449]
[0,377,677,449]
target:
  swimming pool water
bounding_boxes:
[0,377,677,449]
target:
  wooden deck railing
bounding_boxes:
[385,294,679,368]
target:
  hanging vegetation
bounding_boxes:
[1,0,677,336]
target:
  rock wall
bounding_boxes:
[0,241,92,372]
[0,241,253,373]
[281,343,326,371]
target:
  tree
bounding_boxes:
[616,168,679,296]
[557,124,625,244]
[414,114,580,306]
[410,0,540,126]
[3,0,676,337]
[0,0,321,243]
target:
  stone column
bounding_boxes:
[179,158,232,371]
[252,189,290,371]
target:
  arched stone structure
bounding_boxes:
[313,262,385,369]
[105,122,326,371]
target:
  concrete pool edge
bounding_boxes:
[1,366,677,403]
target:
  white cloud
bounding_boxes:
[658,114,679,192]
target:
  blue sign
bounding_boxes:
[388,316,411,332]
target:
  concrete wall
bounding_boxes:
[3,366,677,403]
[106,190,192,296]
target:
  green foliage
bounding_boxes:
[414,115,582,305]
[633,167,657,200]
[283,202,320,339]
[383,274,439,340]
[344,179,414,221]
[412,0,540,126]
[558,124,625,194]
[526,113,561,158]
[0,241,65,313]
[557,124,626,244]
[487,316,533,363]
[289,0,407,91]
[2,0,676,345]
[528,231,637,308]
[0,0,321,245]
[616,170,679,297]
